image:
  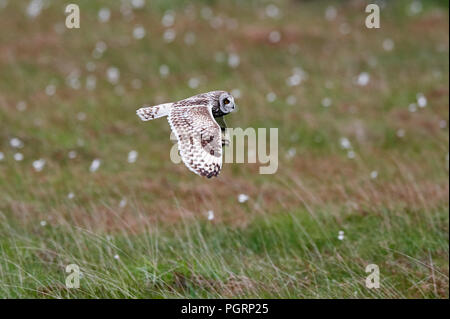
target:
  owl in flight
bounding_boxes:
[136,91,236,178]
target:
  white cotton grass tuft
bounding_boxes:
[40,220,47,227]
[227,53,240,68]
[289,73,304,86]
[408,0,422,15]
[67,192,75,199]
[114,254,120,260]
[131,0,145,9]
[92,41,107,59]
[210,18,224,27]
[370,171,378,179]
[26,0,44,19]
[32,159,46,172]
[45,84,56,96]
[96,41,107,53]
[201,7,213,20]
[0,152,4,161]
[416,93,427,108]
[268,31,281,43]
[133,25,146,39]
[339,137,352,150]
[238,194,249,203]
[161,10,175,27]
[184,32,196,45]
[286,95,297,105]
[86,75,97,91]
[408,103,417,113]
[89,159,101,172]
[286,67,307,87]
[98,8,111,23]
[86,61,96,72]
[212,17,227,30]
[77,138,85,147]
[0,0,9,9]
[325,6,337,21]
[107,67,120,84]
[159,64,170,78]
[10,137,24,149]
[119,198,127,208]
[77,112,86,121]
[231,88,241,99]
[355,72,370,86]
[286,148,296,159]
[396,129,405,138]
[207,210,214,221]
[347,150,356,159]
[321,97,332,108]
[163,29,176,43]
[188,77,200,89]
[68,150,77,159]
[66,70,81,90]
[127,150,138,163]
[265,4,280,19]
[16,101,27,112]
[266,92,277,103]
[338,230,344,240]
[439,120,447,129]
[382,38,395,51]
[14,153,23,161]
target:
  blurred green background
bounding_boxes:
[0,0,448,298]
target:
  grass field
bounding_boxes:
[0,0,448,298]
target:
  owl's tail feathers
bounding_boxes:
[136,103,172,121]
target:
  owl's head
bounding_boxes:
[218,92,236,114]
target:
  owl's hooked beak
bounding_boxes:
[231,103,238,113]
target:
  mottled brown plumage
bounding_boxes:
[136,91,236,178]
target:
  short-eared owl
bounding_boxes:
[136,91,236,178]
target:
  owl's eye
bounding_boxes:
[223,98,230,105]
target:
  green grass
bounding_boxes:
[0,0,448,298]
[1,206,447,298]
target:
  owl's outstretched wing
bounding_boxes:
[168,106,222,178]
